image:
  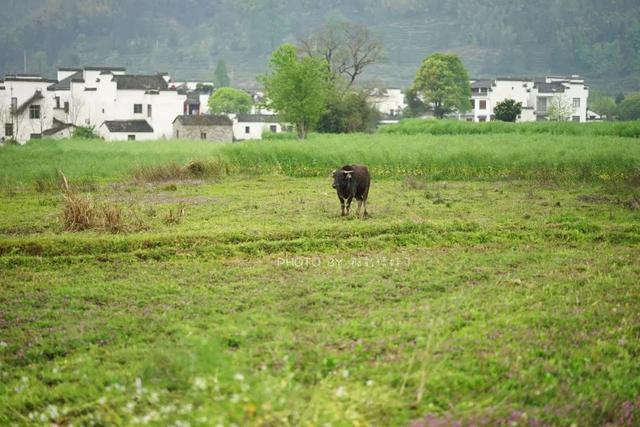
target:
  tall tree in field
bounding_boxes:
[494,99,522,122]
[213,59,231,88]
[208,87,252,114]
[259,44,329,139]
[411,53,471,119]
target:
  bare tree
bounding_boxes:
[69,94,85,126]
[547,94,574,122]
[297,21,385,88]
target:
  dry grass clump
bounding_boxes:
[162,204,186,225]
[132,159,230,183]
[59,172,140,233]
[132,162,185,182]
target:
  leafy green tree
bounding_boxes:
[411,53,471,119]
[403,86,428,118]
[493,99,522,122]
[616,93,640,121]
[208,87,252,114]
[259,44,329,139]
[588,92,616,120]
[316,90,379,133]
[213,60,231,88]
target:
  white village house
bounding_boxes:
[0,74,57,142]
[369,88,407,123]
[1,66,209,143]
[466,76,589,122]
[232,113,285,140]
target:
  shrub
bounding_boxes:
[316,91,380,134]
[493,99,522,122]
[73,126,99,139]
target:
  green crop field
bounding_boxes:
[1,129,639,426]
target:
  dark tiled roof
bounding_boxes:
[236,113,281,123]
[534,81,566,93]
[15,91,44,114]
[102,120,154,133]
[114,74,168,90]
[43,122,75,136]
[4,74,54,83]
[47,71,83,91]
[471,79,493,89]
[84,66,126,72]
[173,115,232,126]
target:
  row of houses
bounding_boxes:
[0,66,284,143]
[367,75,591,124]
[466,75,589,123]
[1,66,592,143]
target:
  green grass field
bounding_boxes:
[1,131,639,426]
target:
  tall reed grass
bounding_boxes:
[379,119,640,138]
[1,130,639,186]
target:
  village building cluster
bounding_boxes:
[465,76,590,123]
[0,66,591,144]
[0,66,284,143]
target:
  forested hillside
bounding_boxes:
[1,0,639,91]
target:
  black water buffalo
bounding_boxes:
[331,164,370,218]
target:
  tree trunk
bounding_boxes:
[297,121,306,139]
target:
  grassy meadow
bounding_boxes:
[1,127,639,426]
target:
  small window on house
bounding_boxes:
[147,104,152,118]
[537,97,547,113]
[572,98,580,109]
[30,133,42,140]
[176,130,180,138]
[29,105,41,119]
[5,123,13,137]
[572,116,580,122]
[11,97,17,112]
[200,132,207,140]
[478,116,487,122]
[470,99,475,109]
[64,101,69,113]
[55,97,60,109]
[134,104,143,114]
[269,125,277,133]
[479,100,487,110]
[128,135,136,141]
[245,126,250,134]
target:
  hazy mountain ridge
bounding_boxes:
[1,0,638,91]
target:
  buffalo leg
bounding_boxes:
[346,197,353,215]
[363,199,368,218]
[339,197,346,216]
[356,199,363,218]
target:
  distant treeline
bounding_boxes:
[379,119,640,139]
[0,0,639,87]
